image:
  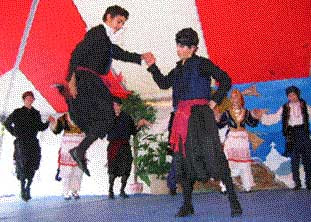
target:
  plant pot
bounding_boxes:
[150,174,169,194]
[129,182,144,194]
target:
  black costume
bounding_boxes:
[217,109,259,130]
[107,111,138,198]
[262,86,311,190]
[4,106,49,201]
[147,48,242,217]
[66,24,142,176]
[282,99,311,189]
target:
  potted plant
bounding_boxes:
[135,132,171,194]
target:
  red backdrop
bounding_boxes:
[0,1,32,74]
[1,1,311,112]
[196,0,311,83]
[19,0,86,112]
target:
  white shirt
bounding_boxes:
[261,102,311,126]
[103,23,123,44]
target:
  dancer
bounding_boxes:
[4,91,54,201]
[216,89,259,193]
[259,86,311,190]
[145,28,242,217]
[57,5,153,176]
[51,113,84,200]
[107,97,151,199]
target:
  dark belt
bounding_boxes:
[288,125,305,130]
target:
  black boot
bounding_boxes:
[25,178,33,201]
[176,179,195,217]
[25,187,31,201]
[108,174,116,199]
[55,168,62,181]
[69,148,90,176]
[229,197,242,217]
[20,180,28,202]
[292,185,301,191]
[222,171,243,217]
[120,191,129,199]
[120,175,129,199]
[175,204,194,217]
[108,191,115,199]
[169,188,177,196]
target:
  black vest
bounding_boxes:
[281,99,310,137]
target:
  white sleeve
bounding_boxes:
[261,107,283,125]
[308,105,311,120]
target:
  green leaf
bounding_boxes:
[138,173,151,187]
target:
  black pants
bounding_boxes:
[175,105,239,207]
[288,129,311,188]
[67,70,115,155]
[14,138,41,181]
[180,168,238,207]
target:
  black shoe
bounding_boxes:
[120,191,129,199]
[222,191,228,195]
[169,189,177,196]
[230,200,242,217]
[72,193,80,200]
[64,195,71,201]
[55,168,62,181]
[21,189,28,202]
[25,187,31,201]
[292,185,301,191]
[175,205,194,217]
[69,148,90,176]
[108,191,115,199]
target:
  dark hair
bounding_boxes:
[175,28,199,47]
[286,85,301,98]
[22,91,34,100]
[103,5,129,22]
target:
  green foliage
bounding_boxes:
[121,92,158,184]
[134,133,171,186]
[121,92,157,124]
[121,92,170,186]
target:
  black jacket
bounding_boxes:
[4,106,49,139]
[67,24,142,81]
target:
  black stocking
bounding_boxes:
[181,178,195,207]
[120,175,129,193]
[109,174,116,193]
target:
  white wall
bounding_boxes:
[74,0,208,99]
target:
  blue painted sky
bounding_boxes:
[231,77,311,161]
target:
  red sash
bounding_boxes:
[170,99,209,157]
[76,66,132,99]
[107,140,129,162]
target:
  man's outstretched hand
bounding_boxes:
[141,52,156,67]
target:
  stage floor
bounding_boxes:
[0,189,310,222]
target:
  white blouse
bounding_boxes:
[261,102,311,126]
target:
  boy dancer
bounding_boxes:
[4,91,54,201]
[145,28,242,217]
[58,5,153,176]
[260,86,311,190]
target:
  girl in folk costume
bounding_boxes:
[51,113,84,200]
[216,89,259,192]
